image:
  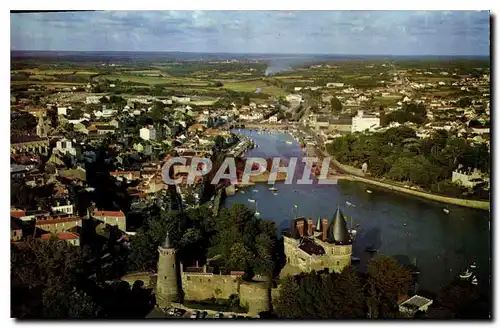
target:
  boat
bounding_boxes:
[443,208,450,214]
[366,189,373,194]
[349,229,357,236]
[459,268,473,279]
[248,199,256,203]
[351,257,361,263]
[470,262,477,269]
[285,140,293,145]
[239,190,246,194]
[365,244,378,253]
[346,201,356,207]
[269,187,278,192]
[254,201,260,217]
[252,189,259,193]
[471,276,478,285]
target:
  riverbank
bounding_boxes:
[330,158,490,211]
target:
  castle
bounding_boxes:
[283,207,353,274]
[121,207,354,316]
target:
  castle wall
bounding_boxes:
[239,282,271,315]
[180,272,239,301]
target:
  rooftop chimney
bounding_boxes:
[322,217,329,241]
[307,218,314,236]
[296,220,305,237]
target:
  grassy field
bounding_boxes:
[221,80,286,96]
[103,74,210,86]
[12,69,98,75]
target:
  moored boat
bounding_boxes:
[459,268,473,279]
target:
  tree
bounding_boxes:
[275,275,301,318]
[367,256,412,318]
[11,238,101,318]
[242,94,250,106]
[330,96,343,114]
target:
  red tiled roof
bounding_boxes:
[93,210,125,217]
[11,210,26,218]
[41,232,80,241]
[36,217,81,225]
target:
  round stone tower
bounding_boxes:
[156,232,179,309]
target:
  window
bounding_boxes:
[187,277,191,281]
[336,261,340,266]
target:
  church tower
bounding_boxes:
[156,232,179,309]
[36,114,49,137]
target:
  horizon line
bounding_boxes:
[10,50,490,58]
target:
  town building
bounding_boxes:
[140,125,157,141]
[92,210,127,232]
[55,138,80,157]
[351,110,380,133]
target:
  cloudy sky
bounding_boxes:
[11,11,490,56]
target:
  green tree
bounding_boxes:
[275,275,301,318]
[367,256,412,318]
[330,96,343,114]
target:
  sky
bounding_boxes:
[11,11,490,56]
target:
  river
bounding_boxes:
[222,129,491,295]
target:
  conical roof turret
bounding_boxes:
[316,217,322,232]
[162,232,173,248]
[326,206,351,245]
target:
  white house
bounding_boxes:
[172,96,191,104]
[269,115,278,123]
[57,107,68,116]
[351,110,380,133]
[55,138,79,156]
[286,94,303,103]
[86,96,101,104]
[326,82,345,88]
[452,167,486,189]
[140,125,157,141]
[51,201,74,215]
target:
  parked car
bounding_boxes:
[167,308,176,316]
[190,311,200,319]
[175,309,186,316]
[200,311,208,318]
[213,312,224,319]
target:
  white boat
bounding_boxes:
[248,199,256,203]
[470,262,477,269]
[459,269,473,279]
[443,208,450,214]
[471,276,478,285]
[346,201,356,207]
[269,187,278,192]
[285,140,293,145]
[366,189,373,194]
[252,189,259,193]
[273,192,278,196]
[239,190,246,194]
[349,229,357,236]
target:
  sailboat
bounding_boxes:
[348,216,357,237]
[443,208,450,214]
[346,201,356,207]
[254,201,260,217]
[459,268,473,279]
[471,276,478,285]
[248,198,256,203]
[366,189,373,194]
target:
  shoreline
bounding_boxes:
[329,158,490,211]
[244,125,490,211]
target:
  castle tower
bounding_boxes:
[320,206,353,273]
[156,232,179,309]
